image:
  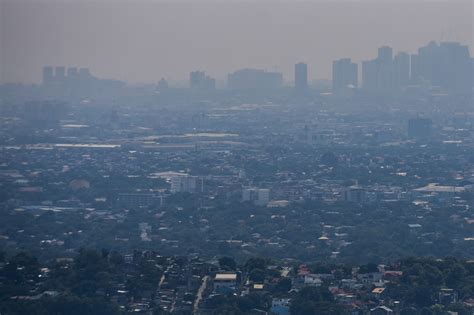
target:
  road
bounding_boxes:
[193,275,209,314]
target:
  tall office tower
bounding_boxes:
[78,68,91,79]
[157,78,169,91]
[42,66,54,84]
[362,46,395,93]
[171,175,203,193]
[438,42,471,94]
[411,41,471,93]
[190,71,215,90]
[376,46,394,90]
[471,58,474,87]
[332,58,358,93]
[362,60,378,92]
[414,41,440,86]
[55,66,66,82]
[190,71,205,88]
[227,69,283,90]
[294,62,308,91]
[242,188,270,206]
[410,54,421,83]
[393,52,410,89]
[377,46,393,64]
[67,67,78,79]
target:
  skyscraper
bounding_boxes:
[411,41,471,94]
[190,71,216,90]
[393,52,410,89]
[227,69,282,90]
[42,66,54,84]
[67,67,78,79]
[362,46,395,93]
[55,66,66,82]
[294,62,308,91]
[362,60,378,92]
[332,58,358,93]
[377,46,394,90]
[377,46,393,64]
[410,54,421,83]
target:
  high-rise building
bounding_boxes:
[55,66,66,82]
[157,78,169,91]
[393,52,410,89]
[171,175,203,193]
[294,62,308,91]
[362,60,378,92]
[67,67,78,79]
[411,41,471,93]
[377,46,394,90]
[42,66,54,84]
[332,58,358,93]
[362,46,395,93]
[227,69,283,90]
[471,58,474,87]
[190,71,216,90]
[344,185,367,204]
[190,71,204,88]
[242,188,270,206]
[378,46,393,64]
[410,54,421,82]
[78,68,91,79]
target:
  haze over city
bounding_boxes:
[1,0,473,84]
[1,1,474,314]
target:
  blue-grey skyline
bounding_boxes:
[1,0,472,84]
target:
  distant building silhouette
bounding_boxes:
[362,46,417,94]
[78,68,91,80]
[55,66,66,82]
[362,59,378,92]
[411,41,471,94]
[67,67,79,80]
[332,58,358,94]
[376,46,394,91]
[171,175,203,193]
[40,66,124,99]
[157,78,169,91]
[242,188,270,206]
[190,71,215,90]
[294,62,308,91]
[42,66,54,84]
[227,69,282,90]
[393,52,410,89]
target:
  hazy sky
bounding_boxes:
[1,0,472,84]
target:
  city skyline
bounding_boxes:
[1,0,472,85]
[38,39,472,95]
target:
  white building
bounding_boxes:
[170,175,203,193]
[242,188,270,206]
[344,185,367,203]
[213,273,238,294]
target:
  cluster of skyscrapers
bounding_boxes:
[411,41,472,94]
[42,41,471,96]
[336,41,472,96]
[188,69,284,91]
[190,71,216,90]
[42,66,93,85]
[228,69,283,90]
[185,41,471,95]
[41,65,125,99]
[332,58,358,94]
